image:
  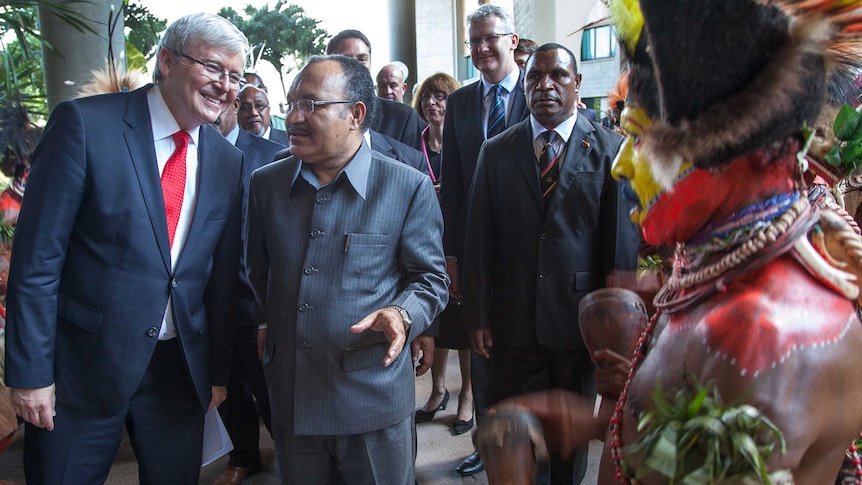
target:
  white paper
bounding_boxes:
[201,408,234,467]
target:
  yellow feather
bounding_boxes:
[609,0,644,56]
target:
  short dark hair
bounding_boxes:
[515,38,538,56]
[529,43,578,74]
[303,55,377,132]
[326,29,372,55]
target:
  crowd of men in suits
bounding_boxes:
[3,5,639,485]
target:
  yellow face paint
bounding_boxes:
[611,106,692,224]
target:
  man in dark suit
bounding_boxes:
[211,96,283,485]
[439,4,530,476]
[462,43,639,484]
[326,29,425,151]
[245,54,448,485]
[238,84,288,147]
[4,13,248,484]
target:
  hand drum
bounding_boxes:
[577,288,648,358]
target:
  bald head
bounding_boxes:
[376,64,407,103]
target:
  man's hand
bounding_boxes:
[12,384,56,431]
[209,385,227,410]
[411,334,436,376]
[470,328,493,358]
[446,259,461,299]
[351,307,407,367]
[257,327,266,361]
[593,349,631,398]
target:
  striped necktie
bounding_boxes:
[162,131,188,247]
[539,130,560,205]
[486,84,507,139]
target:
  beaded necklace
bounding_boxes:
[610,194,812,483]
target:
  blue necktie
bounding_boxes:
[486,84,507,139]
[539,130,560,205]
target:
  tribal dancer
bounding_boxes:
[490,1,862,483]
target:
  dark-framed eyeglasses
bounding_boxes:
[177,52,244,87]
[239,102,270,113]
[420,92,447,103]
[464,33,513,49]
[285,99,355,115]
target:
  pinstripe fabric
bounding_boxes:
[274,414,415,485]
[245,142,449,439]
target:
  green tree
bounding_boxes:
[124,0,165,63]
[218,1,327,100]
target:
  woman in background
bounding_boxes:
[412,73,474,435]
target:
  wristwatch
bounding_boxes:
[387,305,412,333]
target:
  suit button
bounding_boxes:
[298,303,313,312]
[538,272,546,279]
[303,266,318,275]
[146,327,159,337]
[540,233,547,240]
[298,340,310,349]
[316,195,329,204]
[310,229,325,238]
[171,279,178,288]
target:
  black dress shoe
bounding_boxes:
[414,390,449,423]
[456,450,484,476]
[451,416,474,435]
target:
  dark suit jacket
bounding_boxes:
[4,86,244,416]
[462,116,640,350]
[371,97,424,151]
[578,106,598,122]
[440,73,529,260]
[268,127,288,147]
[370,130,429,176]
[236,130,285,326]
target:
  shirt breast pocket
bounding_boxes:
[341,233,390,290]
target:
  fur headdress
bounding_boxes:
[609,0,862,178]
[0,100,41,178]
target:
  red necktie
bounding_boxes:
[162,131,188,247]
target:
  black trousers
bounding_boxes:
[491,344,596,485]
[218,323,272,468]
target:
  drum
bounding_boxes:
[577,287,648,358]
[475,409,549,485]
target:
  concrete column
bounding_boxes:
[39,0,125,110]
[387,0,418,104]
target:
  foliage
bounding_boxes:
[123,0,165,60]
[625,374,789,484]
[826,104,862,176]
[218,1,327,98]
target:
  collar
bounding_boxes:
[147,85,200,146]
[481,66,521,97]
[226,125,240,146]
[294,140,372,199]
[529,112,577,144]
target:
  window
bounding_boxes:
[581,25,617,61]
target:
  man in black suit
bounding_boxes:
[237,84,288,147]
[462,43,640,484]
[439,4,530,476]
[5,13,247,484]
[326,29,424,151]
[211,96,283,485]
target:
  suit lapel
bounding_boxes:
[545,114,595,221]
[123,87,172,273]
[511,121,544,211]
[469,82,485,143]
[508,72,527,128]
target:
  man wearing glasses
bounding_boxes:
[245,55,448,484]
[237,84,288,148]
[439,3,529,477]
[5,13,248,484]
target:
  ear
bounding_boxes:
[575,73,583,89]
[350,101,367,129]
[509,34,520,51]
[157,48,175,79]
